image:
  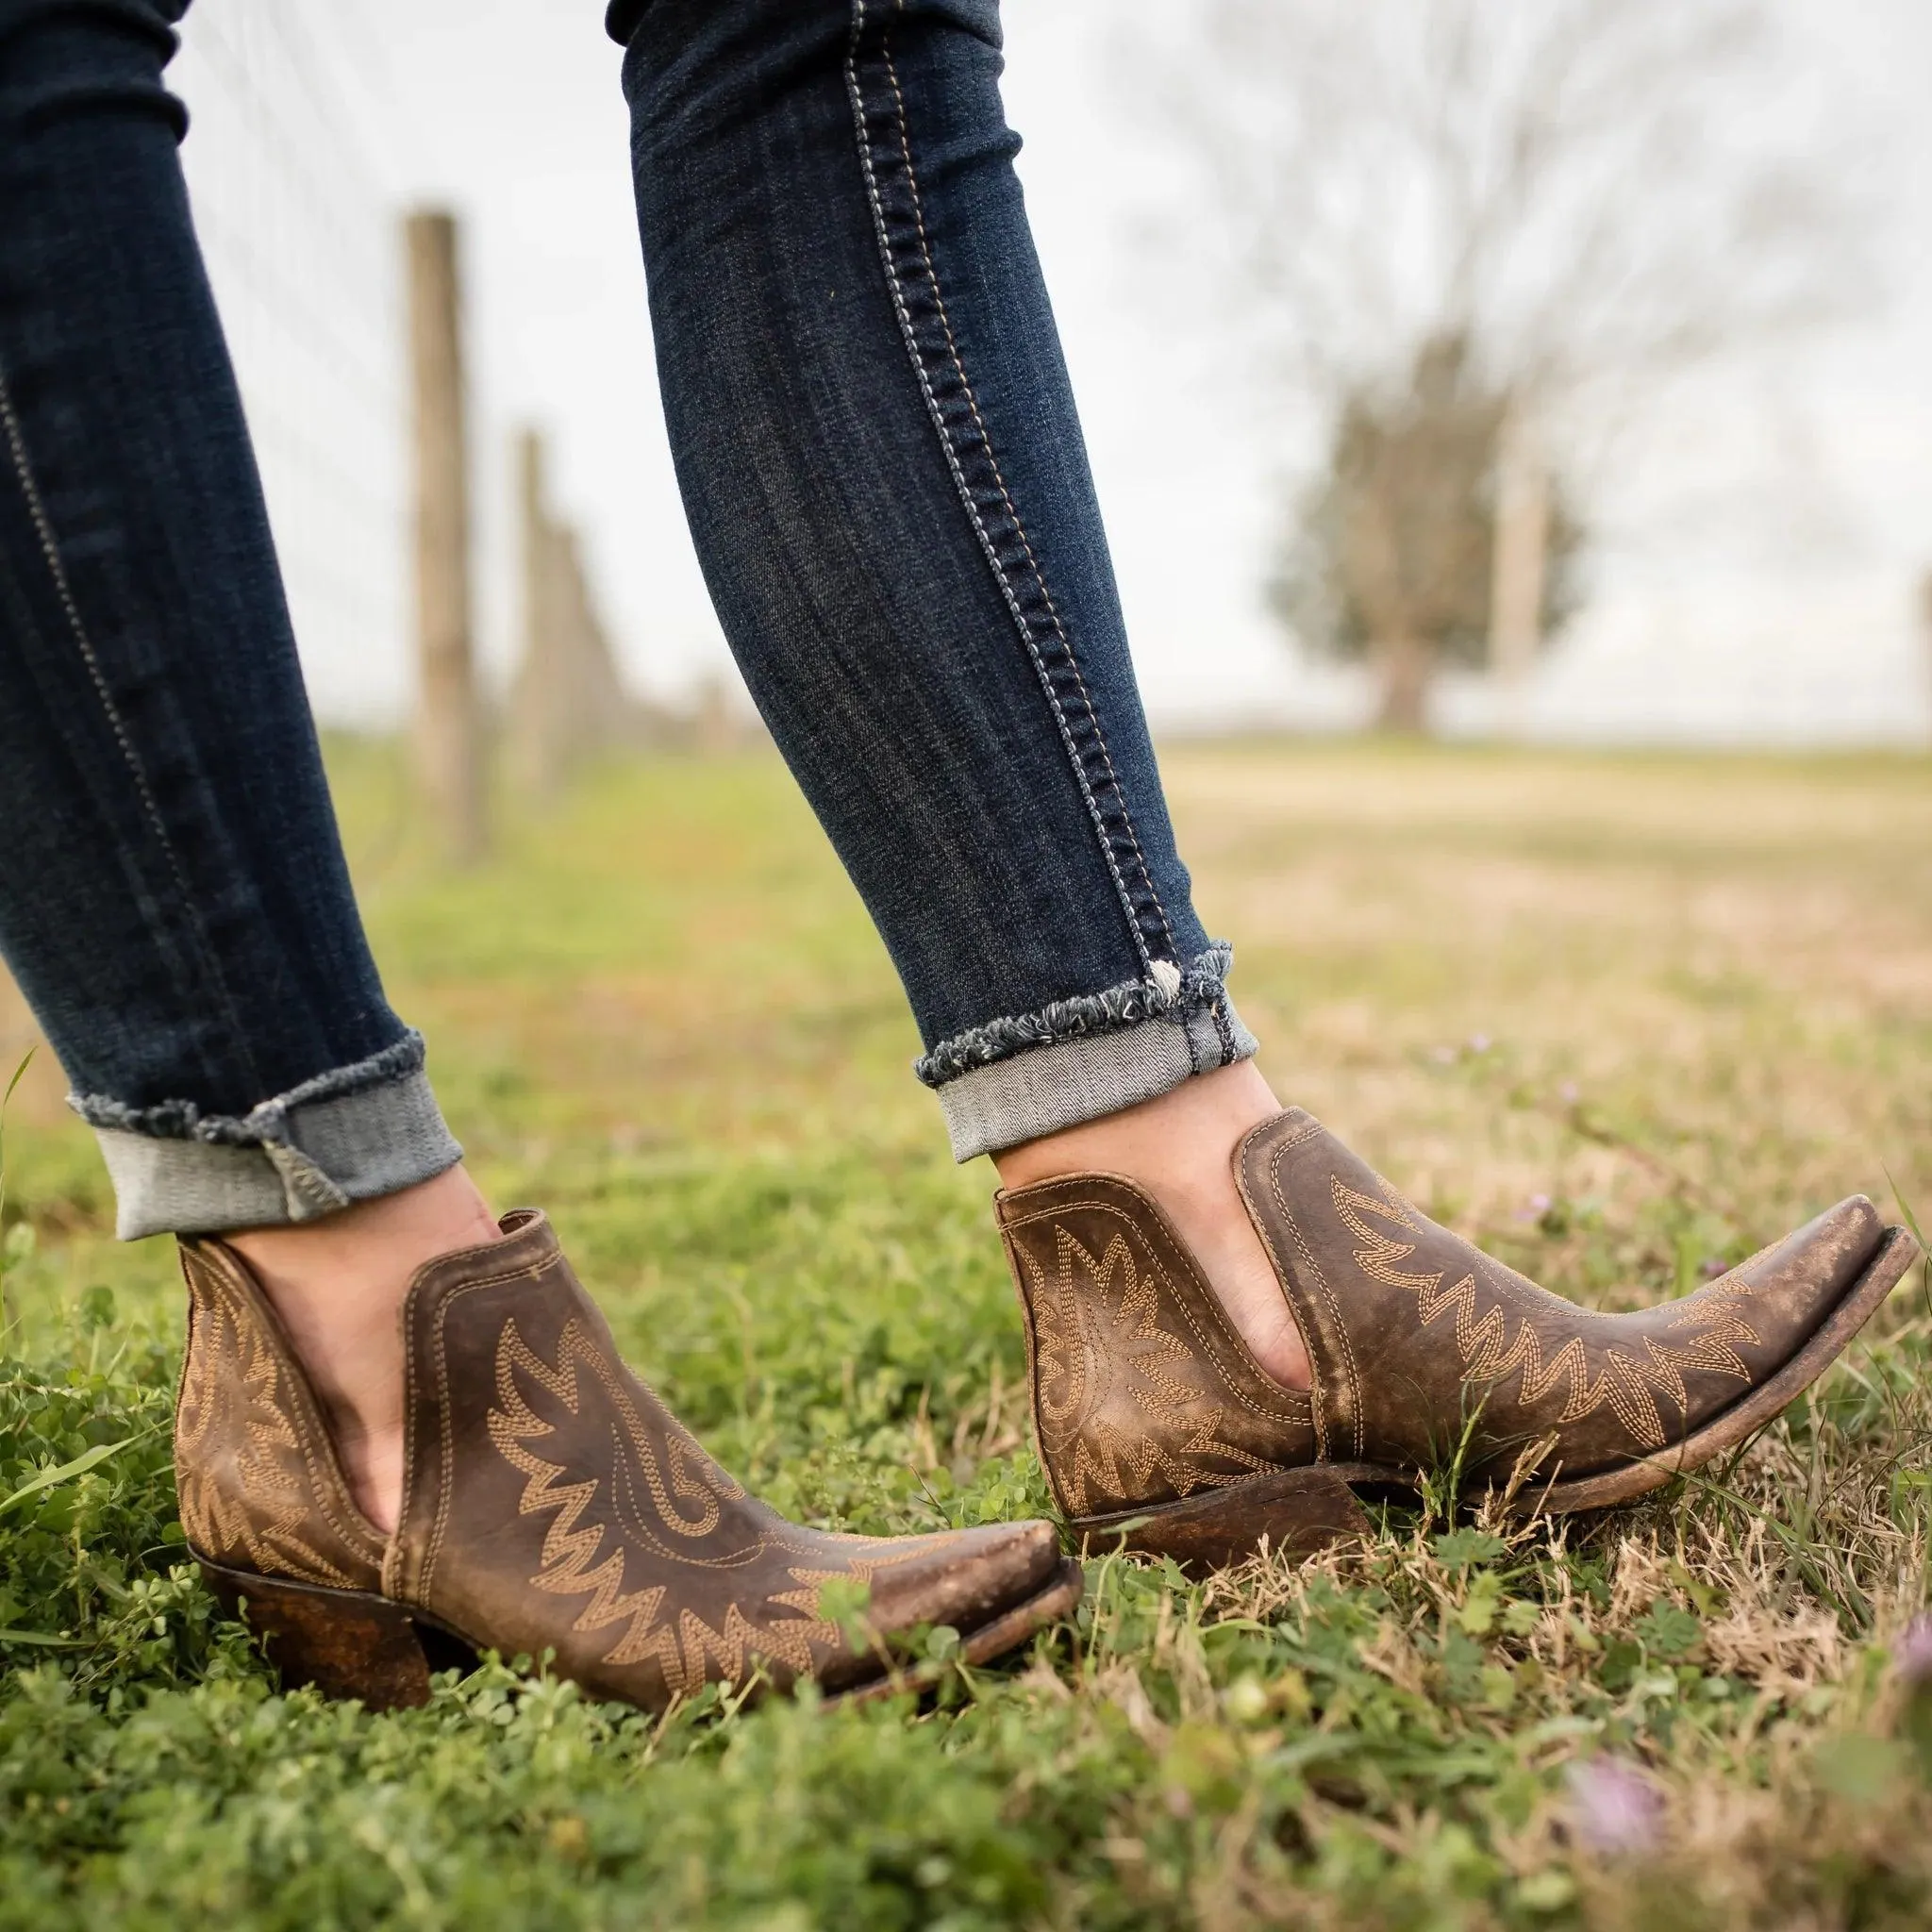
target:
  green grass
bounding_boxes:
[5,738,1932,1929]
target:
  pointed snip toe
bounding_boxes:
[175,1213,1080,1712]
[996,1108,1920,1571]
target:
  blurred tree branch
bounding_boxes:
[1131,0,1872,728]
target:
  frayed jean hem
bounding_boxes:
[75,1043,463,1239]
[930,961,1259,1161]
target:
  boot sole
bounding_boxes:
[841,1556,1086,1705]
[1074,1224,1922,1570]
[1073,1464,1381,1574]
[196,1552,1085,1714]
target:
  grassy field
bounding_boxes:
[4,738,1932,1929]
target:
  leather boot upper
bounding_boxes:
[1239,1108,1888,1484]
[997,1107,1896,1520]
[175,1242,386,1593]
[997,1173,1317,1524]
[175,1213,1063,1709]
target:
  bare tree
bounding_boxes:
[1271,333,1581,729]
[1142,0,1863,728]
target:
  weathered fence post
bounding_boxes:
[512,426,567,796]
[510,424,644,791]
[1488,403,1550,732]
[406,208,488,862]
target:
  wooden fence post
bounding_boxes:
[1488,402,1550,732]
[406,209,488,862]
[510,424,647,789]
[511,426,568,795]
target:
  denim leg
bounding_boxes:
[616,0,1257,1158]
[0,0,459,1237]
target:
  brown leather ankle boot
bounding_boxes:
[175,1210,1081,1711]
[997,1108,1919,1571]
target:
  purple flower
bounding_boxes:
[1567,1758,1662,1856]
[1894,1614,1932,1687]
[1559,1082,1580,1106]
[1530,1193,1552,1214]
[1469,1034,1492,1054]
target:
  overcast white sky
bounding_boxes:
[172,0,1932,745]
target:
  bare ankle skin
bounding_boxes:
[223,1164,502,1534]
[991,1060,1311,1391]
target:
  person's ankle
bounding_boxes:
[223,1164,501,1534]
[991,1060,1310,1390]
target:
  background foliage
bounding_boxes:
[3,741,1931,1929]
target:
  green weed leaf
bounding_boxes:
[1815,1734,1909,1808]
[1634,1604,1703,1661]
[0,1424,159,1518]
[1432,1529,1508,1572]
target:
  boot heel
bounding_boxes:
[200,1558,438,1711]
[1075,1464,1378,1575]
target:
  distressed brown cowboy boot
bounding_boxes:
[998,1107,1920,1571]
[175,1209,1081,1711]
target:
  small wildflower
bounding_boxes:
[1893,1613,1932,1686]
[1700,1256,1727,1280]
[1558,1081,1580,1105]
[1469,1033,1491,1054]
[1567,1758,1662,1856]
[1530,1192,1552,1213]
[1896,1614,1932,1779]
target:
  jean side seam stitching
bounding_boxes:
[874,32,1175,954]
[844,2,1169,972]
[843,9,1148,966]
[0,359,265,1095]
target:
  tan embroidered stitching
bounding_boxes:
[420,1261,554,1602]
[1232,1126,1333,1457]
[389,1266,421,1599]
[175,1275,354,1588]
[1331,1176,1757,1451]
[1002,1195,1310,1425]
[1018,1219,1291,1514]
[491,1314,745,1545]
[199,1247,384,1568]
[1003,1223,1072,1514]
[483,1305,945,1688]
[1270,1147,1364,1457]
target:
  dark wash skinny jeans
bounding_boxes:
[0,0,1255,1241]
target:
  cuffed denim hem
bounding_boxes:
[924,944,1261,1160]
[71,1034,463,1240]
